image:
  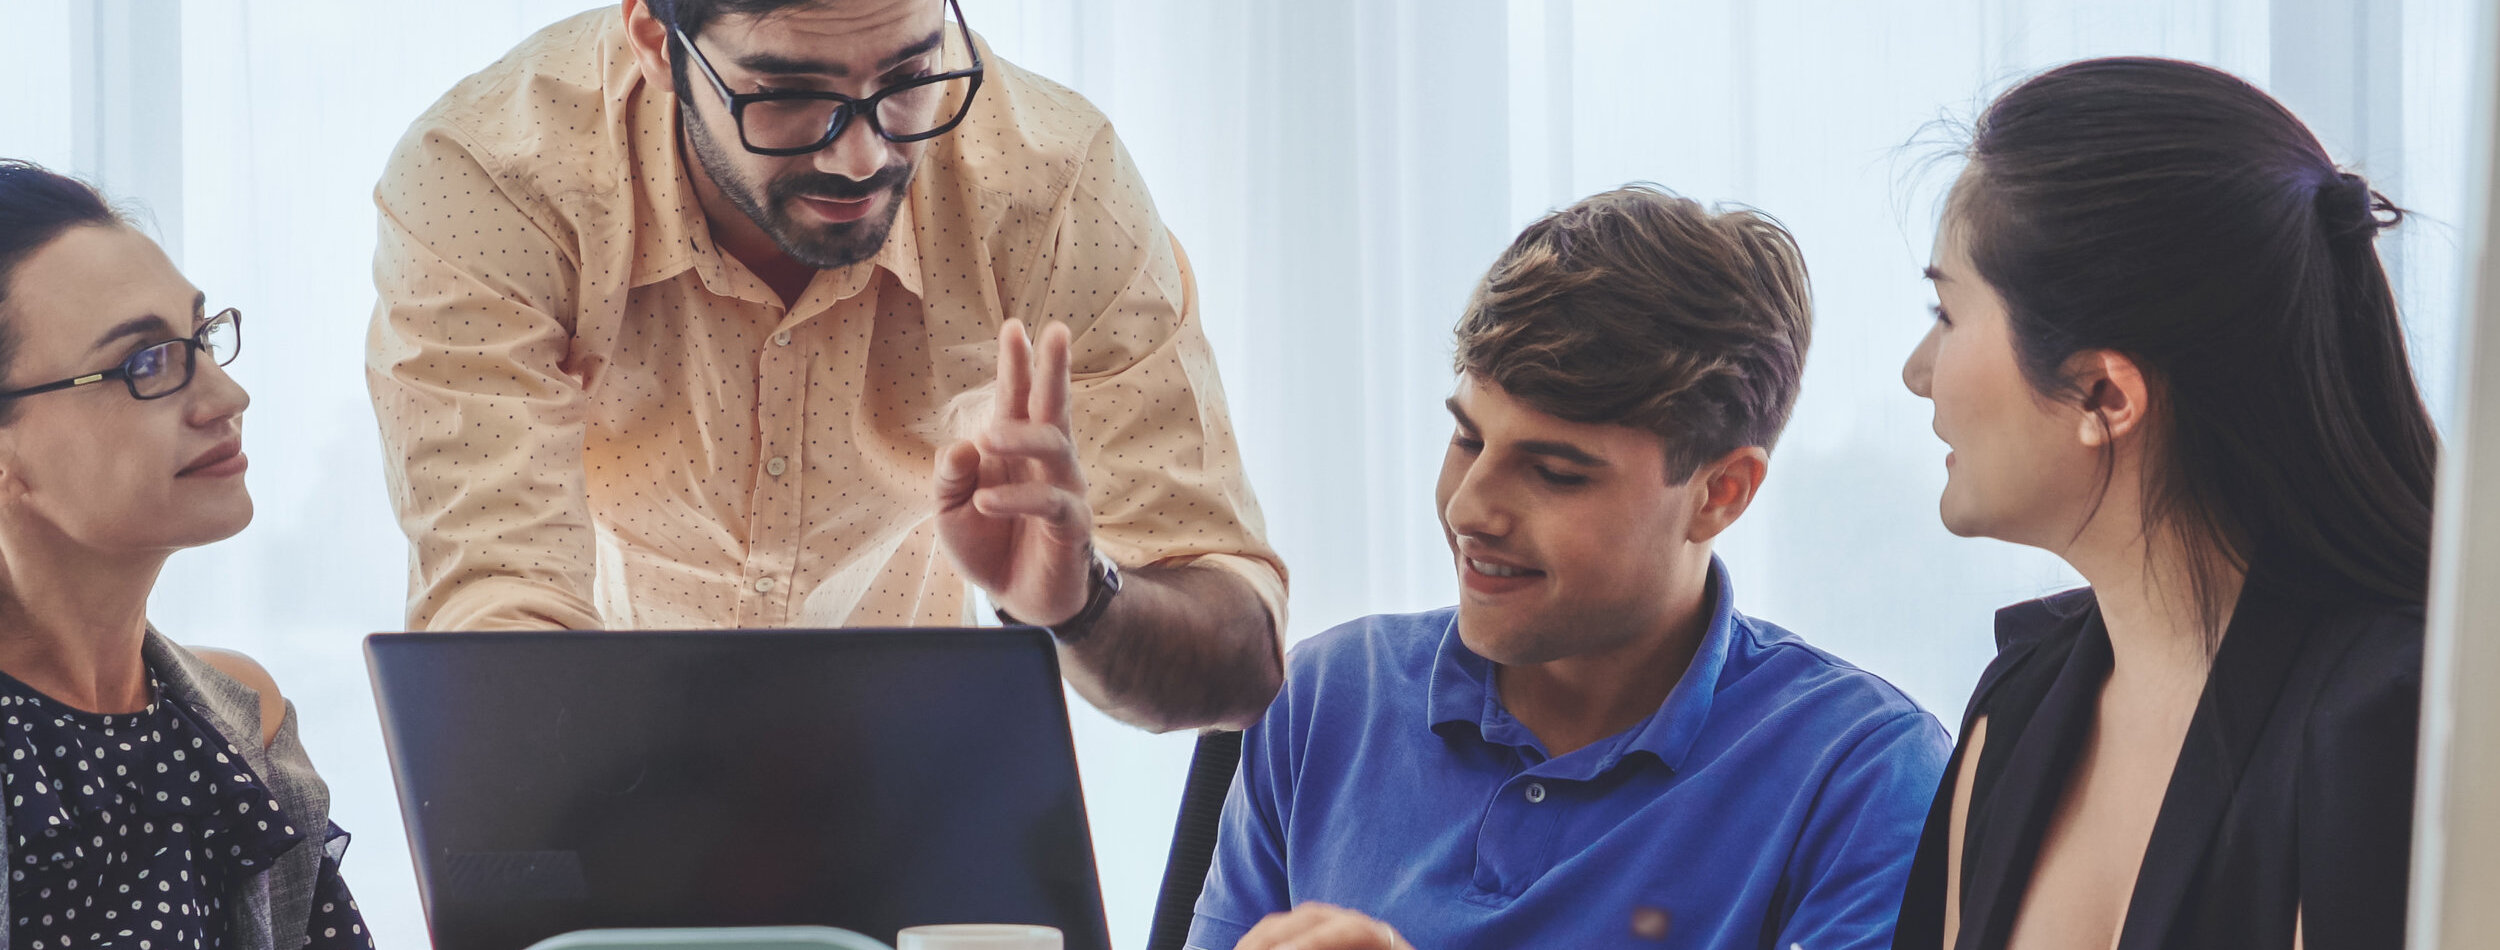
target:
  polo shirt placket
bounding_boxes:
[1467,766,1572,902]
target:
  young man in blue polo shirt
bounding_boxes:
[1188,186,1951,950]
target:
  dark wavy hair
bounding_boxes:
[0,159,124,424]
[1953,57,2436,640]
[1454,184,1814,482]
[647,0,818,42]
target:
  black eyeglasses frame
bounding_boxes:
[671,0,986,157]
[0,308,243,402]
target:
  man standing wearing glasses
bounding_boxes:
[367,0,1286,730]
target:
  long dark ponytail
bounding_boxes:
[1955,57,2436,637]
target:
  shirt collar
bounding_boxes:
[1426,555,1743,776]
[625,66,704,291]
[863,190,923,299]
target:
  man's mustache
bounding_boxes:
[775,163,913,204]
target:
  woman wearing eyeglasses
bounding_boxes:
[0,160,372,950]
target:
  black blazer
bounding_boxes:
[1892,579,2422,950]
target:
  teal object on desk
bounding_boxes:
[524,926,896,950]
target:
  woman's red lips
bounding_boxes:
[179,439,246,477]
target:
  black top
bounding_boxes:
[1892,579,2422,950]
[0,669,375,950]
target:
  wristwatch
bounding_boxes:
[994,545,1123,644]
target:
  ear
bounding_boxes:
[2064,350,2151,448]
[621,0,677,94]
[1683,445,1769,544]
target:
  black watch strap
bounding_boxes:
[994,546,1123,643]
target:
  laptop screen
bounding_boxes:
[367,628,1109,950]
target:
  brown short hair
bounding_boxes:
[1453,184,1813,481]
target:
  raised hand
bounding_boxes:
[933,319,1095,625]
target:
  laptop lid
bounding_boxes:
[366,628,1111,950]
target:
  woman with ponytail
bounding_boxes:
[1896,58,2432,949]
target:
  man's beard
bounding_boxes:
[683,103,914,270]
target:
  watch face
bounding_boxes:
[1093,549,1123,594]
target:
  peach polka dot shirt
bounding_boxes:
[366,10,1284,634]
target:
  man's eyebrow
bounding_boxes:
[1923,265,1950,283]
[1517,439,1608,468]
[877,30,945,72]
[1443,398,1609,467]
[734,29,944,79]
[735,50,846,77]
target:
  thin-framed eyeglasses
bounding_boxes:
[0,308,243,402]
[672,0,985,156]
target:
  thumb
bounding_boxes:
[934,441,982,510]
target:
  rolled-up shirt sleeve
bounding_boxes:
[367,118,602,632]
[1024,123,1288,639]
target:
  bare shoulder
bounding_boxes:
[1943,715,1989,950]
[188,647,286,749]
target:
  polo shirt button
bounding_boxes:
[773,330,792,346]
[766,456,788,477]
[754,577,777,593]
[1524,782,1547,803]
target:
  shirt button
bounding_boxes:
[754,577,777,593]
[765,456,788,477]
[772,330,792,347]
[1524,782,1547,803]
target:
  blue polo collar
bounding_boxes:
[1426,556,1741,777]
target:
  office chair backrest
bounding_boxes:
[1144,730,1246,950]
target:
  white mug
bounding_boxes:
[894,924,1062,950]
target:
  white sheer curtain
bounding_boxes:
[962,4,2474,940]
[0,1,2476,947]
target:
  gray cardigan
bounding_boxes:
[0,632,335,950]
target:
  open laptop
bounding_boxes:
[366,628,1111,950]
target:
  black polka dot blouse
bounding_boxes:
[0,670,374,950]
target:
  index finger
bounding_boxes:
[996,319,1033,424]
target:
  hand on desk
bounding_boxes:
[935,319,1094,625]
[1235,903,1412,950]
